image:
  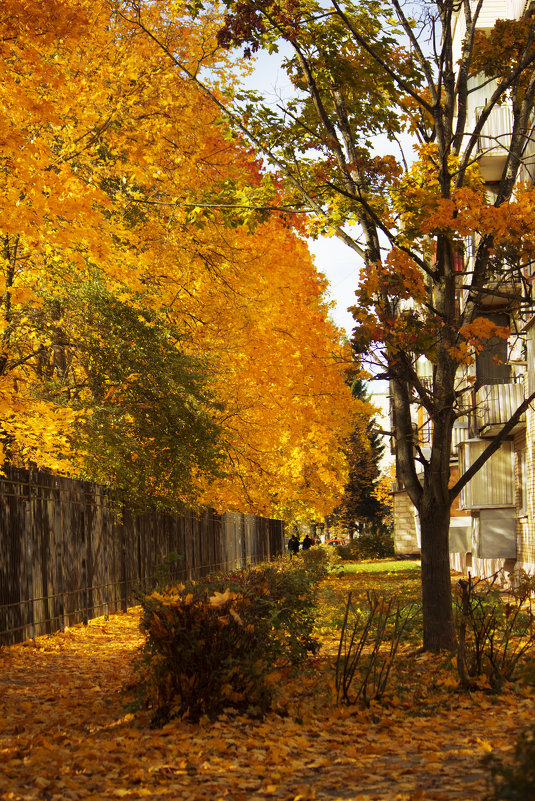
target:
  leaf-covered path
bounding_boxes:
[1,597,533,800]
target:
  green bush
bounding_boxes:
[208,553,330,663]
[485,725,535,800]
[152,551,183,590]
[337,526,395,560]
[132,555,328,724]
[300,542,340,579]
[235,560,320,661]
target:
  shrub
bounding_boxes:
[152,551,183,590]
[135,584,275,724]
[337,526,395,560]
[335,589,417,706]
[485,724,535,800]
[132,555,328,723]
[211,553,329,663]
[455,572,535,690]
[301,542,340,579]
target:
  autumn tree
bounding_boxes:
[334,378,390,536]
[127,0,535,649]
[0,0,95,468]
[1,0,359,520]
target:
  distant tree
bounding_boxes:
[334,377,390,535]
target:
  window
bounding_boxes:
[475,312,511,389]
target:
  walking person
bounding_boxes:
[288,533,300,558]
[301,534,313,550]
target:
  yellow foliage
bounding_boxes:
[0,0,363,520]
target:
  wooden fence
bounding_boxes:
[0,467,285,645]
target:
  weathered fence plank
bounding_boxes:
[0,467,284,644]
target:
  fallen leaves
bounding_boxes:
[0,571,534,801]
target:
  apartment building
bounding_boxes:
[393,0,535,580]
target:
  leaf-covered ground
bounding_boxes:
[1,564,534,801]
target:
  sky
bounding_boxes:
[307,236,360,337]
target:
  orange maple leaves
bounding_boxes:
[0,0,360,519]
[352,140,535,370]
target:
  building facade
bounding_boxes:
[393,0,535,581]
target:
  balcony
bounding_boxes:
[475,380,526,436]
[459,438,515,510]
[476,105,513,181]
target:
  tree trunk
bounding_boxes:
[419,499,456,652]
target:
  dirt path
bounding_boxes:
[0,609,531,801]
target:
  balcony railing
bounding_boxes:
[475,380,526,436]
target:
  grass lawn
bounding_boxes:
[331,558,421,574]
[317,556,423,639]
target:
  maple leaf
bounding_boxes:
[209,589,237,607]
[229,606,244,626]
